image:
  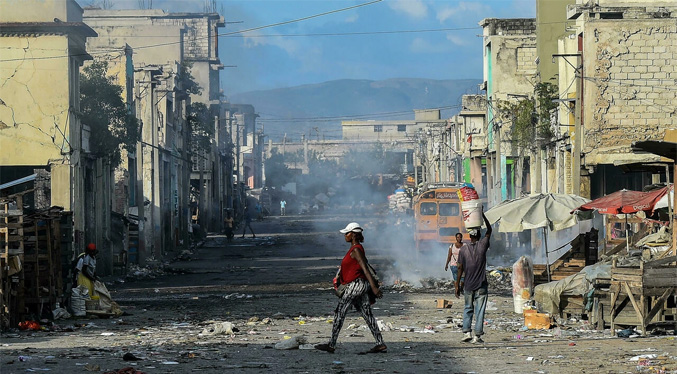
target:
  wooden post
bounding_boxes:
[673,163,677,257]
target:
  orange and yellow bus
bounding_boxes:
[413,183,469,251]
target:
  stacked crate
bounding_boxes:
[1,198,25,329]
[22,208,63,320]
[1,197,66,328]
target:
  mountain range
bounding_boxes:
[228,78,482,142]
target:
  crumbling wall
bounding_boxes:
[34,169,51,210]
[152,16,212,60]
[583,19,677,163]
[113,167,129,215]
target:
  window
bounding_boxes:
[397,125,406,132]
[439,203,460,217]
[373,125,383,132]
[420,202,436,215]
[440,227,460,237]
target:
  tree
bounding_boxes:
[497,82,558,151]
[534,82,558,142]
[264,150,293,188]
[341,142,401,178]
[179,62,202,96]
[80,60,139,167]
[187,102,213,150]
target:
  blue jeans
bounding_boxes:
[463,285,488,336]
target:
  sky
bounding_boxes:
[79,0,536,96]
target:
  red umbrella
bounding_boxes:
[574,188,668,215]
[573,187,669,251]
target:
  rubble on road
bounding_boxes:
[127,264,166,280]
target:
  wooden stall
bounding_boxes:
[608,256,677,334]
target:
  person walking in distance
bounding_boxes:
[224,211,234,242]
[455,212,492,344]
[280,200,286,216]
[241,208,256,238]
[445,233,466,282]
[315,222,386,354]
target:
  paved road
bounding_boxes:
[1,212,675,373]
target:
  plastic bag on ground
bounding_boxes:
[52,307,71,320]
[200,322,234,336]
[274,335,307,350]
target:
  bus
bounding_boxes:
[412,183,469,252]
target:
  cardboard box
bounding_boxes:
[523,309,552,329]
[435,299,452,309]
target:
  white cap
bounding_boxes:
[340,222,363,234]
[468,228,479,236]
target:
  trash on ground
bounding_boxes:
[274,335,307,350]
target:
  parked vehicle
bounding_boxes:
[412,182,470,252]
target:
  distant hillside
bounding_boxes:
[229,78,482,142]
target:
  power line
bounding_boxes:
[1,15,608,63]
[257,105,461,122]
[0,0,382,63]
[221,26,479,38]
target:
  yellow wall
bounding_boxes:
[0,36,72,165]
[0,0,83,22]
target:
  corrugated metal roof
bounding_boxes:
[0,173,37,191]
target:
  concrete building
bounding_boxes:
[229,104,261,190]
[83,9,225,260]
[458,95,488,197]
[480,18,538,206]
[536,0,577,83]
[342,109,450,185]
[560,0,677,198]
[75,45,136,275]
[342,109,445,142]
[0,0,97,253]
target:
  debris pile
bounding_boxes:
[388,191,411,213]
[127,264,166,280]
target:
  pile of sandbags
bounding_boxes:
[388,191,411,212]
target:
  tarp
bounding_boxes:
[574,188,668,215]
[534,262,611,315]
[654,184,674,210]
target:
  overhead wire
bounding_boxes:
[0,0,383,63]
[257,105,461,122]
[1,15,605,63]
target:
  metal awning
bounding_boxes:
[0,174,37,191]
[633,140,677,161]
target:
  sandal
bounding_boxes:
[366,344,387,353]
[314,343,335,353]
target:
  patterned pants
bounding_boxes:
[330,278,384,348]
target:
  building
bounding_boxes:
[557,0,677,198]
[0,0,97,253]
[83,9,226,260]
[342,109,450,184]
[229,104,261,190]
[480,18,538,206]
[458,95,488,197]
[536,0,577,84]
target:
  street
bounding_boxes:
[1,211,675,374]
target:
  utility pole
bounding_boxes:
[235,118,240,185]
